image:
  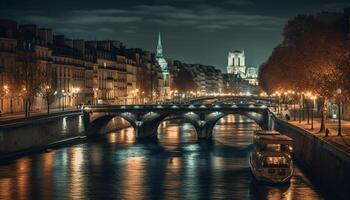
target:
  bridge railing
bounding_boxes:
[83,103,269,112]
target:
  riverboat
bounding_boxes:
[249,130,294,184]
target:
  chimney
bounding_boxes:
[73,39,85,55]
[38,28,53,46]
[85,41,97,49]
[0,19,18,38]
[54,35,65,46]
[19,24,37,36]
[64,38,73,48]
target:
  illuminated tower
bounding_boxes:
[227,50,246,78]
[156,32,169,75]
[155,32,170,100]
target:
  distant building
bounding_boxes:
[226,50,258,85]
[222,74,258,94]
[227,50,246,76]
[155,32,170,100]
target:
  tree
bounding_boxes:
[40,63,57,114]
[172,67,196,93]
[11,49,45,118]
[259,14,349,132]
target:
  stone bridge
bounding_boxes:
[83,103,275,140]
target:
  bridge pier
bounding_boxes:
[196,122,214,140]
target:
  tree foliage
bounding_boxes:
[172,67,196,93]
[40,63,57,114]
[258,14,350,131]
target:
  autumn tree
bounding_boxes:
[259,14,348,132]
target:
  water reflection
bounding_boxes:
[68,147,86,199]
[0,114,324,199]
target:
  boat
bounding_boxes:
[249,130,294,184]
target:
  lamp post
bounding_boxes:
[305,92,311,125]
[73,87,80,109]
[337,88,342,136]
[3,85,12,114]
[297,92,301,123]
[301,92,305,121]
[61,90,66,111]
[310,95,316,130]
[93,88,99,105]
[293,97,296,121]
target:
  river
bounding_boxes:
[0,114,324,199]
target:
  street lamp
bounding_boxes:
[3,85,13,114]
[73,87,81,109]
[337,88,342,136]
[305,92,311,125]
[61,90,66,111]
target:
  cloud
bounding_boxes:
[196,24,229,32]
[98,28,114,33]
[123,26,137,33]
[225,0,255,6]
[134,4,285,31]
[15,3,285,34]
[66,15,141,25]
[320,2,350,11]
[55,28,89,34]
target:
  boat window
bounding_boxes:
[262,156,289,168]
[266,144,281,151]
[257,143,293,152]
[281,144,293,152]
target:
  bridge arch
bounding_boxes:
[86,112,138,136]
[138,111,202,139]
[199,110,268,139]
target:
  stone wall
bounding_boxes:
[0,113,130,158]
[275,118,350,200]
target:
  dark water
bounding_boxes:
[0,115,324,200]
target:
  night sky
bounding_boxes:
[1,0,349,70]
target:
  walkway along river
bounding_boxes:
[0,115,325,199]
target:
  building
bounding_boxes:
[226,50,258,85]
[155,32,171,100]
[227,50,246,75]
[0,18,164,115]
[222,73,258,95]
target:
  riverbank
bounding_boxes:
[0,113,131,161]
[274,116,350,200]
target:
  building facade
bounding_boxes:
[226,50,258,85]
[0,19,164,115]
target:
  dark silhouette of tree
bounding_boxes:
[172,67,196,93]
[40,63,57,114]
[11,49,46,118]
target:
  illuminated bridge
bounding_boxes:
[83,103,275,140]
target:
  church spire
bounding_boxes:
[157,32,163,57]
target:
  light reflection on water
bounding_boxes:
[0,115,324,199]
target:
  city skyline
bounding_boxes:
[1,0,350,70]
